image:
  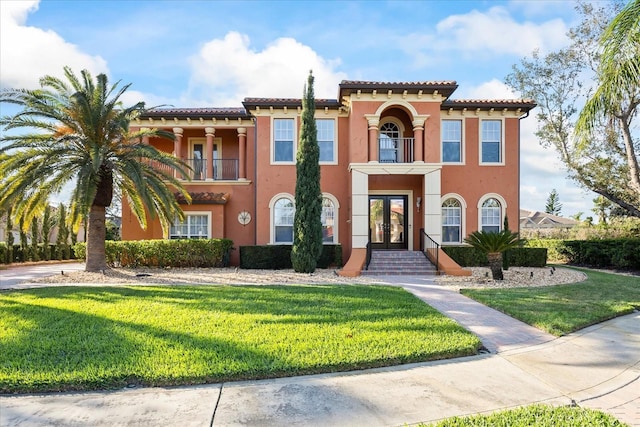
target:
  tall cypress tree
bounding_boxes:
[291,71,323,273]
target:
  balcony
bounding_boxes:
[149,158,239,181]
[378,137,414,163]
[186,158,239,181]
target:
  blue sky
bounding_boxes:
[0,0,601,218]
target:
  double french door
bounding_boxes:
[369,195,408,249]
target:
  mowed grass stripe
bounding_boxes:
[461,268,640,336]
[0,284,480,393]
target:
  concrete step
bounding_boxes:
[363,250,437,276]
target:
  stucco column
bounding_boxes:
[172,127,183,158]
[412,119,425,163]
[237,127,247,180]
[423,168,442,244]
[351,169,369,248]
[140,127,149,144]
[205,127,215,180]
[365,116,379,163]
[172,127,183,179]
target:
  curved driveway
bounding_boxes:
[0,262,85,289]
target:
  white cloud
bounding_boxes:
[186,32,348,106]
[0,0,108,89]
[458,79,518,99]
[434,6,568,57]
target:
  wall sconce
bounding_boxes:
[416,197,422,213]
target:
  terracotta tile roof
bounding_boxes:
[242,98,341,109]
[140,107,251,119]
[174,192,230,205]
[339,80,459,99]
[442,99,537,111]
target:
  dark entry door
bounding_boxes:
[369,195,408,249]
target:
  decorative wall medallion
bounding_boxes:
[238,210,251,226]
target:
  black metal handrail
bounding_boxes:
[420,228,440,274]
[365,228,372,270]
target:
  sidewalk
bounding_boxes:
[1,275,638,426]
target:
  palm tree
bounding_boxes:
[464,230,523,280]
[0,67,191,271]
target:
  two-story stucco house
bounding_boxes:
[122,80,535,276]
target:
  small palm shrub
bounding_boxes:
[464,230,524,280]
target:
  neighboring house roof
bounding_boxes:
[519,209,579,229]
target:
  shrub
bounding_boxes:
[525,239,567,263]
[443,246,547,268]
[240,245,342,269]
[559,238,640,269]
[74,239,234,268]
[0,243,6,264]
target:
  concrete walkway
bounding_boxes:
[0,262,85,288]
[1,273,638,426]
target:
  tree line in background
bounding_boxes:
[0,204,120,264]
[506,0,640,217]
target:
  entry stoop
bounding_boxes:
[361,250,437,276]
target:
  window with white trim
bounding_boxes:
[321,197,336,243]
[442,120,462,163]
[273,118,295,162]
[317,119,335,163]
[274,198,295,243]
[442,198,462,243]
[481,198,501,233]
[481,120,502,163]
[169,214,210,239]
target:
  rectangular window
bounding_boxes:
[481,208,501,233]
[316,119,335,163]
[481,120,502,163]
[170,214,210,239]
[274,199,295,243]
[273,118,295,162]
[442,207,461,243]
[441,120,462,163]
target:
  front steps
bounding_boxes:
[361,250,438,276]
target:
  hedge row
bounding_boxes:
[0,243,74,264]
[442,246,548,268]
[240,245,342,269]
[73,239,234,268]
[526,238,640,269]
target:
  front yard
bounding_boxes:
[0,284,480,393]
[461,268,640,336]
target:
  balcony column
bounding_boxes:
[172,127,183,179]
[412,119,425,163]
[205,127,215,180]
[172,127,183,157]
[237,127,247,180]
[365,116,379,163]
[140,127,149,144]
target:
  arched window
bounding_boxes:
[273,197,295,243]
[481,198,501,233]
[379,122,400,163]
[442,198,462,243]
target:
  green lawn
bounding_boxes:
[0,284,480,393]
[420,404,627,426]
[461,268,640,336]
